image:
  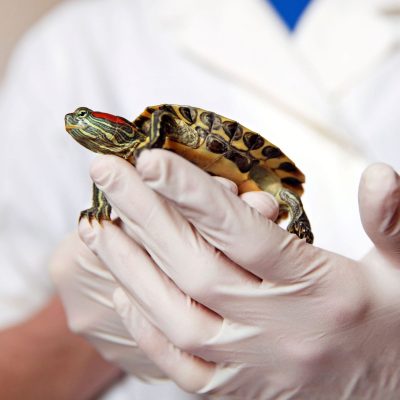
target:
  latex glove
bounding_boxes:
[80,150,400,399]
[49,171,273,386]
[50,230,166,381]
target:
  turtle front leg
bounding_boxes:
[79,183,112,224]
[134,110,176,157]
[278,188,314,244]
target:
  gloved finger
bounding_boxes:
[50,231,117,329]
[214,176,279,220]
[359,163,400,258]
[214,176,279,219]
[79,218,224,349]
[212,176,239,195]
[135,150,321,283]
[89,155,261,312]
[240,191,280,221]
[113,287,216,393]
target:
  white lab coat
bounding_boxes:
[0,0,399,398]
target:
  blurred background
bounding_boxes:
[0,0,60,80]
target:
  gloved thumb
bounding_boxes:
[359,163,400,258]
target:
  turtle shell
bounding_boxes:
[133,104,305,197]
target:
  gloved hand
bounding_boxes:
[77,149,400,399]
[49,165,275,386]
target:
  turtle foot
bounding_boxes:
[79,207,111,225]
[287,213,314,244]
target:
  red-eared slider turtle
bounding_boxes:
[65,105,314,243]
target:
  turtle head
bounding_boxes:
[65,107,145,157]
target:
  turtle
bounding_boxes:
[65,104,314,244]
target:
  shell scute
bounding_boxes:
[243,131,265,150]
[179,106,197,125]
[206,134,229,154]
[222,120,243,141]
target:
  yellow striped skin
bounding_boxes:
[65,105,314,243]
[65,107,146,157]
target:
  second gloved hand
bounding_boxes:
[50,230,166,381]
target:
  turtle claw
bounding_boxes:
[79,207,111,225]
[287,213,314,244]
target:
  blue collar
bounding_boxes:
[267,0,312,31]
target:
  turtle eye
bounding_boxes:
[76,108,89,118]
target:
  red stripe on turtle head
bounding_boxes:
[92,111,131,126]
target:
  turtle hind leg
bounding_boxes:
[79,183,112,224]
[278,188,314,244]
[248,165,314,243]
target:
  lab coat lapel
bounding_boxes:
[155,0,399,139]
[295,0,400,95]
[157,0,336,134]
